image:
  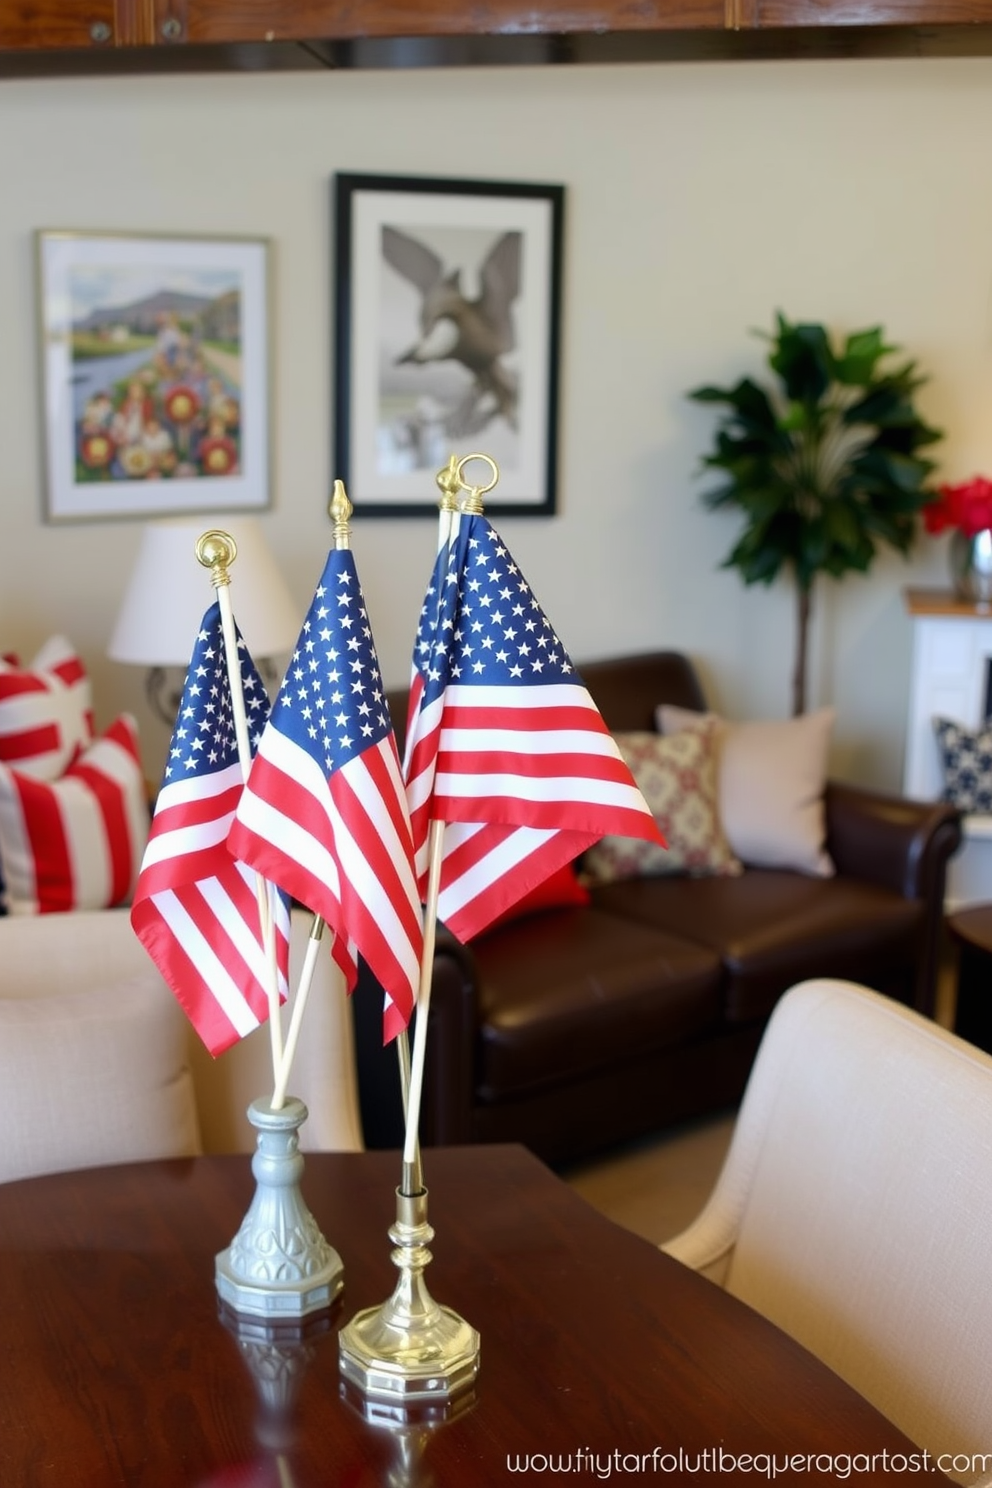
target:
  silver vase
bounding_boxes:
[950,527,992,605]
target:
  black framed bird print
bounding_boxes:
[333,173,564,517]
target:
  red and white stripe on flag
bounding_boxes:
[229,727,421,1043]
[411,683,662,942]
[0,713,147,914]
[131,758,291,1057]
[433,684,658,830]
[402,668,437,883]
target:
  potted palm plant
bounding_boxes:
[690,313,943,715]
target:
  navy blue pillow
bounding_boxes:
[934,716,992,813]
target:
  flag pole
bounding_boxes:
[196,530,284,1081]
[400,455,495,1186]
[401,816,444,1190]
[270,480,354,1111]
[400,456,461,1194]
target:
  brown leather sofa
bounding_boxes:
[352,651,962,1166]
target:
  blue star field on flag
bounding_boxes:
[162,603,270,784]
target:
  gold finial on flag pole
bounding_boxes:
[330,478,353,549]
[436,454,461,511]
[196,528,239,584]
[455,452,499,512]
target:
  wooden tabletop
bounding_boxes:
[0,1144,940,1486]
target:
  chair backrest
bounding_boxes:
[0,907,363,1183]
[664,978,992,1480]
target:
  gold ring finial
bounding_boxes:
[456,452,499,514]
[196,530,238,588]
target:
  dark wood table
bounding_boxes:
[0,1144,941,1486]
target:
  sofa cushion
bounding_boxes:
[592,871,923,1024]
[0,714,148,914]
[584,724,742,881]
[472,904,723,1099]
[657,705,835,877]
[0,636,94,780]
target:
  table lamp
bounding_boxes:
[108,515,300,726]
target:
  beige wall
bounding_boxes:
[0,58,984,787]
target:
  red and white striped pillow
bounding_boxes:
[0,637,94,780]
[0,714,148,914]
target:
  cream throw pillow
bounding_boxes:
[657,704,835,877]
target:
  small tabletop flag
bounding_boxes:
[403,511,665,942]
[228,548,423,1043]
[131,602,291,1057]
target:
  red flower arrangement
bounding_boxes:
[924,477,992,537]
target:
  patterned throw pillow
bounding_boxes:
[657,703,836,877]
[0,714,148,914]
[583,722,742,882]
[0,636,94,780]
[933,717,992,812]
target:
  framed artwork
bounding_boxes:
[334,172,564,517]
[36,231,271,523]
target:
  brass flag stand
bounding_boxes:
[338,457,494,1401]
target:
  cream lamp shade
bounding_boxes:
[109,515,299,723]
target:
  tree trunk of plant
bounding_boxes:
[792,581,813,717]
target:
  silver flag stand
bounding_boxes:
[216,1096,344,1319]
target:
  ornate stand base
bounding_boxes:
[216,1096,344,1319]
[338,1187,479,1402]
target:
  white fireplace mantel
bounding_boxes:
[904,588,992,909]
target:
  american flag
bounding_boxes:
[130,602,291,1057]
[228,548,422,1043]
[404,511,664,942]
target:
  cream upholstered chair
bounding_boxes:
[0,907,363,1184]
[663,978,992,1486]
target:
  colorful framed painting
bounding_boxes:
[334,173,564,517]
[36,231,271,523]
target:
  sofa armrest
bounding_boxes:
[825,781,962,1018]
[825,781,962,901]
